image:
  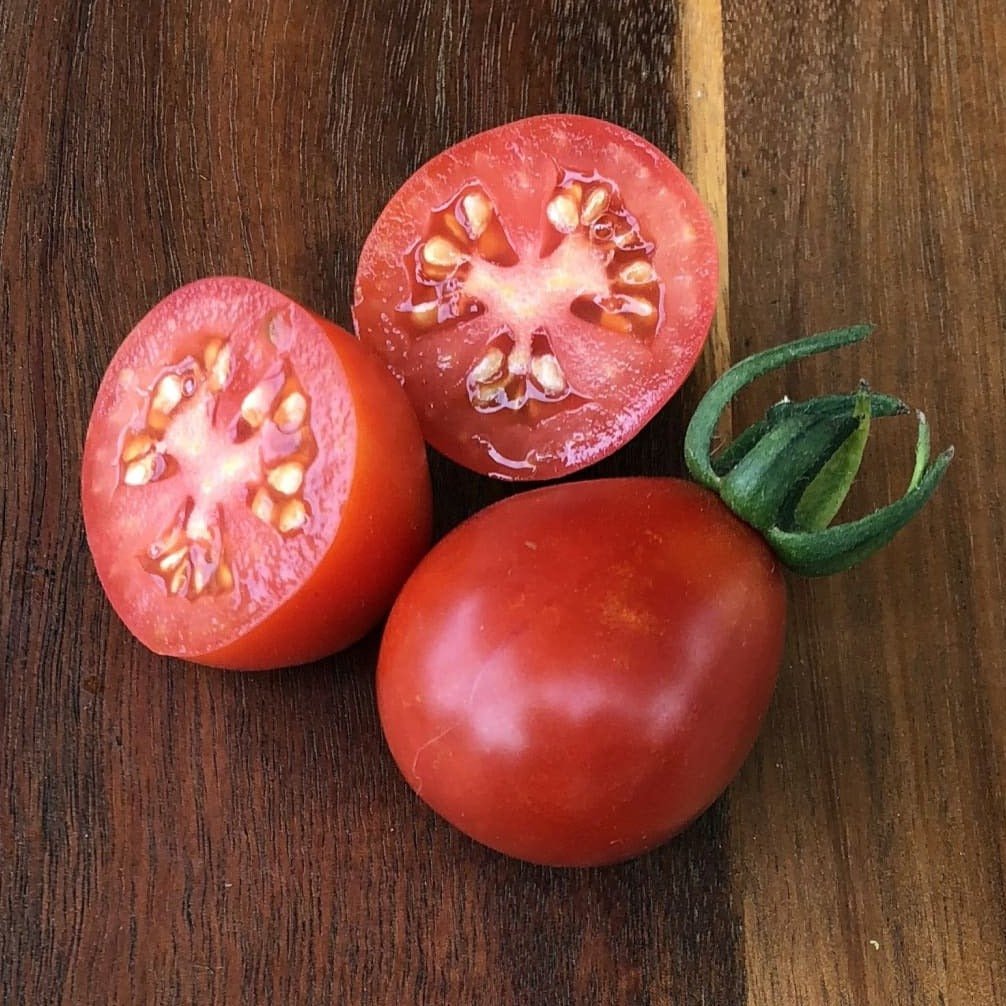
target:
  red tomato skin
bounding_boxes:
[377,478,786,866]
[202,308,433,670]
[82,279,432,670]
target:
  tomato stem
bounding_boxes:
[684,327,953,576]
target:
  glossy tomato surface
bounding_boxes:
[353,114,718,480]
[82,277,432,670]
[377,478,786,866]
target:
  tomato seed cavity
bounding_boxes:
[119,331,319,600]
[397,171,662,419]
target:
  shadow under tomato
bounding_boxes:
[427,385,691,542]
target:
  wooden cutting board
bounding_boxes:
[2,1,1003,1003]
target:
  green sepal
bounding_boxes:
[684,327,952,577]
[711,389,907,479]
[791,385,872,531]
[719,412,860,531]
[764,447,953,576]
[711,418,770,477]
[909,411,932,492]
[686,325,874,490]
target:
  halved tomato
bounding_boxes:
[81,278,432,670]
[353,114,718,480]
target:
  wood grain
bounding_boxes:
[0,1,1002,1005]
[675,0,732,433]
[723,1,1006,1003]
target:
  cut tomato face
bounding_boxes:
[353,114,718,480]
[81,278,432,670]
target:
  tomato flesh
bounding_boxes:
[82,277,432,669]
[353,114,718,480]
[377,478,786,866]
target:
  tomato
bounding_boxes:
[353,114,718,480]
[82,277,432,670]
[377,478,786,867]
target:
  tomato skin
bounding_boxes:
[201,306,433,670]
[377,478,786,866]
[354,114,717,481]
[82,278,432,670]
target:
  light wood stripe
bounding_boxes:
[675,0,731,435]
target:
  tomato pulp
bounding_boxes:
[353,114,718,480]
[82,278,432,670]
[377,478,786,867]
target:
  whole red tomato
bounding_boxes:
[377,328,951,866]
[378,477,786,867]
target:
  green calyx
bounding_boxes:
[684,326,953,577]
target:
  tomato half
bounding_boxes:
[353,114,718,480]
[377,478,786,866]
[82,278,432,670]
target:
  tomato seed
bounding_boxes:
[191,565,210,595]
[277,499,307,534]
[203,339,222,369]
[622,296,656,318]
[618,260,657,285]
[273,390,307,432]
[580,187,610,226]
[158,547,188,572]
[121,433,154,463]
[461,192,492,238]
[469,347,505,384]
[168,560,191,596]
[251,487,274,524]
[267,461,304,496]
[410,301,440,330]
[209,342,232,390]
[421,236,464,270]
[151,374,184,415]
[530,353,567,397]
[241,384,275,429]
[471,380,506,408]
[124,454,158,486]
[547,193,580,234]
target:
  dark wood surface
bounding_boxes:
[2,1,1003,1003]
